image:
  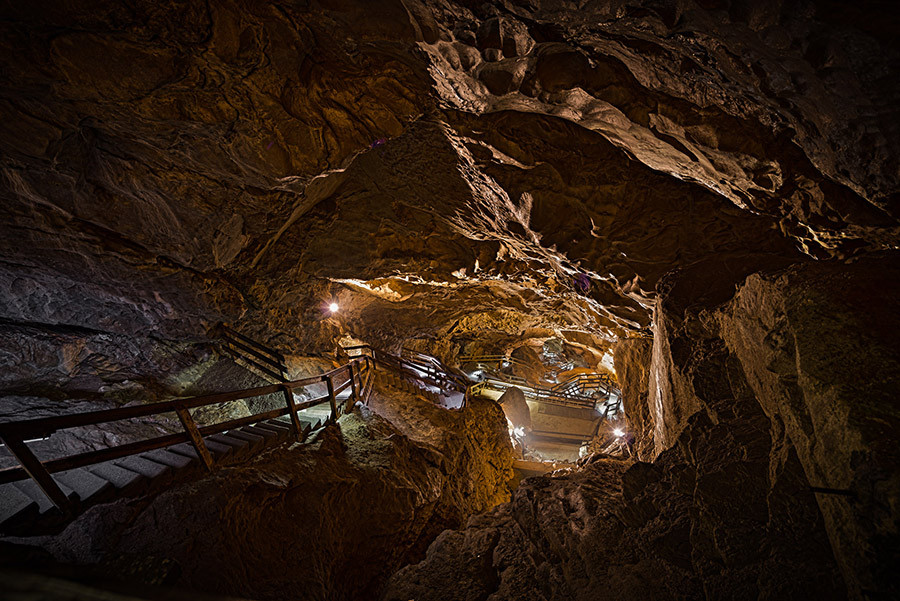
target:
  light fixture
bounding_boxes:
[328,302,339,313]
[613,428,624,437]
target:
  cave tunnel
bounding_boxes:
[0,1,898,600]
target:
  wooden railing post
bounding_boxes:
[281,385,304,443]
[349,362,358,405]
[0,432,70,510]
[176,408,215,471]
[325,375,337,422]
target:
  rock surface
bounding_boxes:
[10,385,514,601]
[717,255,900,598]
[613,337,653,459]
[0,2,897,600]
[386,259,900,600]
[1,0,897,364]
[496,387,531,431]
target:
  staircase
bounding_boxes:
[0,328,373,536]
[376,370,445,407]
[0,332,623,536]
[0,411,326,536]
[0,334,475,536]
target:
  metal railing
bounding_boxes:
[458,353,530,370]
[471,378,599,409]
[0,355,375,511]
[550,372,616,396]
[342,345,469,396]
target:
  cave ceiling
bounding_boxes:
[1,0,897,359]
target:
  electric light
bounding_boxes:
[613,428,624,437]
[328,302,339,313]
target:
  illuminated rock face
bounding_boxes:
[386,258,900,600]
[0,1,898,600]
[1,0,896,359]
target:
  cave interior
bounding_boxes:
[0,1,898,600]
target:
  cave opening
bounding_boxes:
[1,1,898,600]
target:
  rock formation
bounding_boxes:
[496,386,532,431]
[0,0,898,599]
[386,256,900,600]
[7,385,514,600]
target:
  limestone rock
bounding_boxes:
[717,255,900,598]
[613,337,654,459]
[496,387,531,431]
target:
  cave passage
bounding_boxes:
[1,1,899,600]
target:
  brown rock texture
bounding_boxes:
[386,256,900,600]
[496,387,531,431]
[385,447,841,601]
[0,1,898,599]
[717,255,900,598]
[1,0,897,364]
[613,337,654,459]
[15,390,514,601]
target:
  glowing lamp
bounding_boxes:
[328,302,339,313]
[613,428,625,437]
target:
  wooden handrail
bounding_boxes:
[458,353,529,369]
[219,324,286,362]
[0,355,375,510]
[0,363,360,440]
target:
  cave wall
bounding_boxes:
[2,0,897,365]
[0,2,897,598]
[612,336,654,458]
[387,255,900,600]
[717,255,900,598]
[603,256,900,599]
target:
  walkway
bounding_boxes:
[0,329,623,534]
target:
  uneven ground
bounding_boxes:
[3,382,514,601]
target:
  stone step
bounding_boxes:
[55,468,113,505]
[13,478,75,514]
[140,449,196,475]
[0,483,37,525]
[208,433,252,458]
[87,462,146,495]
[241,424,281,443]
[115,455,171,481]
[167,439,232,463]
[225,429,267,453]
[257,420,292,438]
